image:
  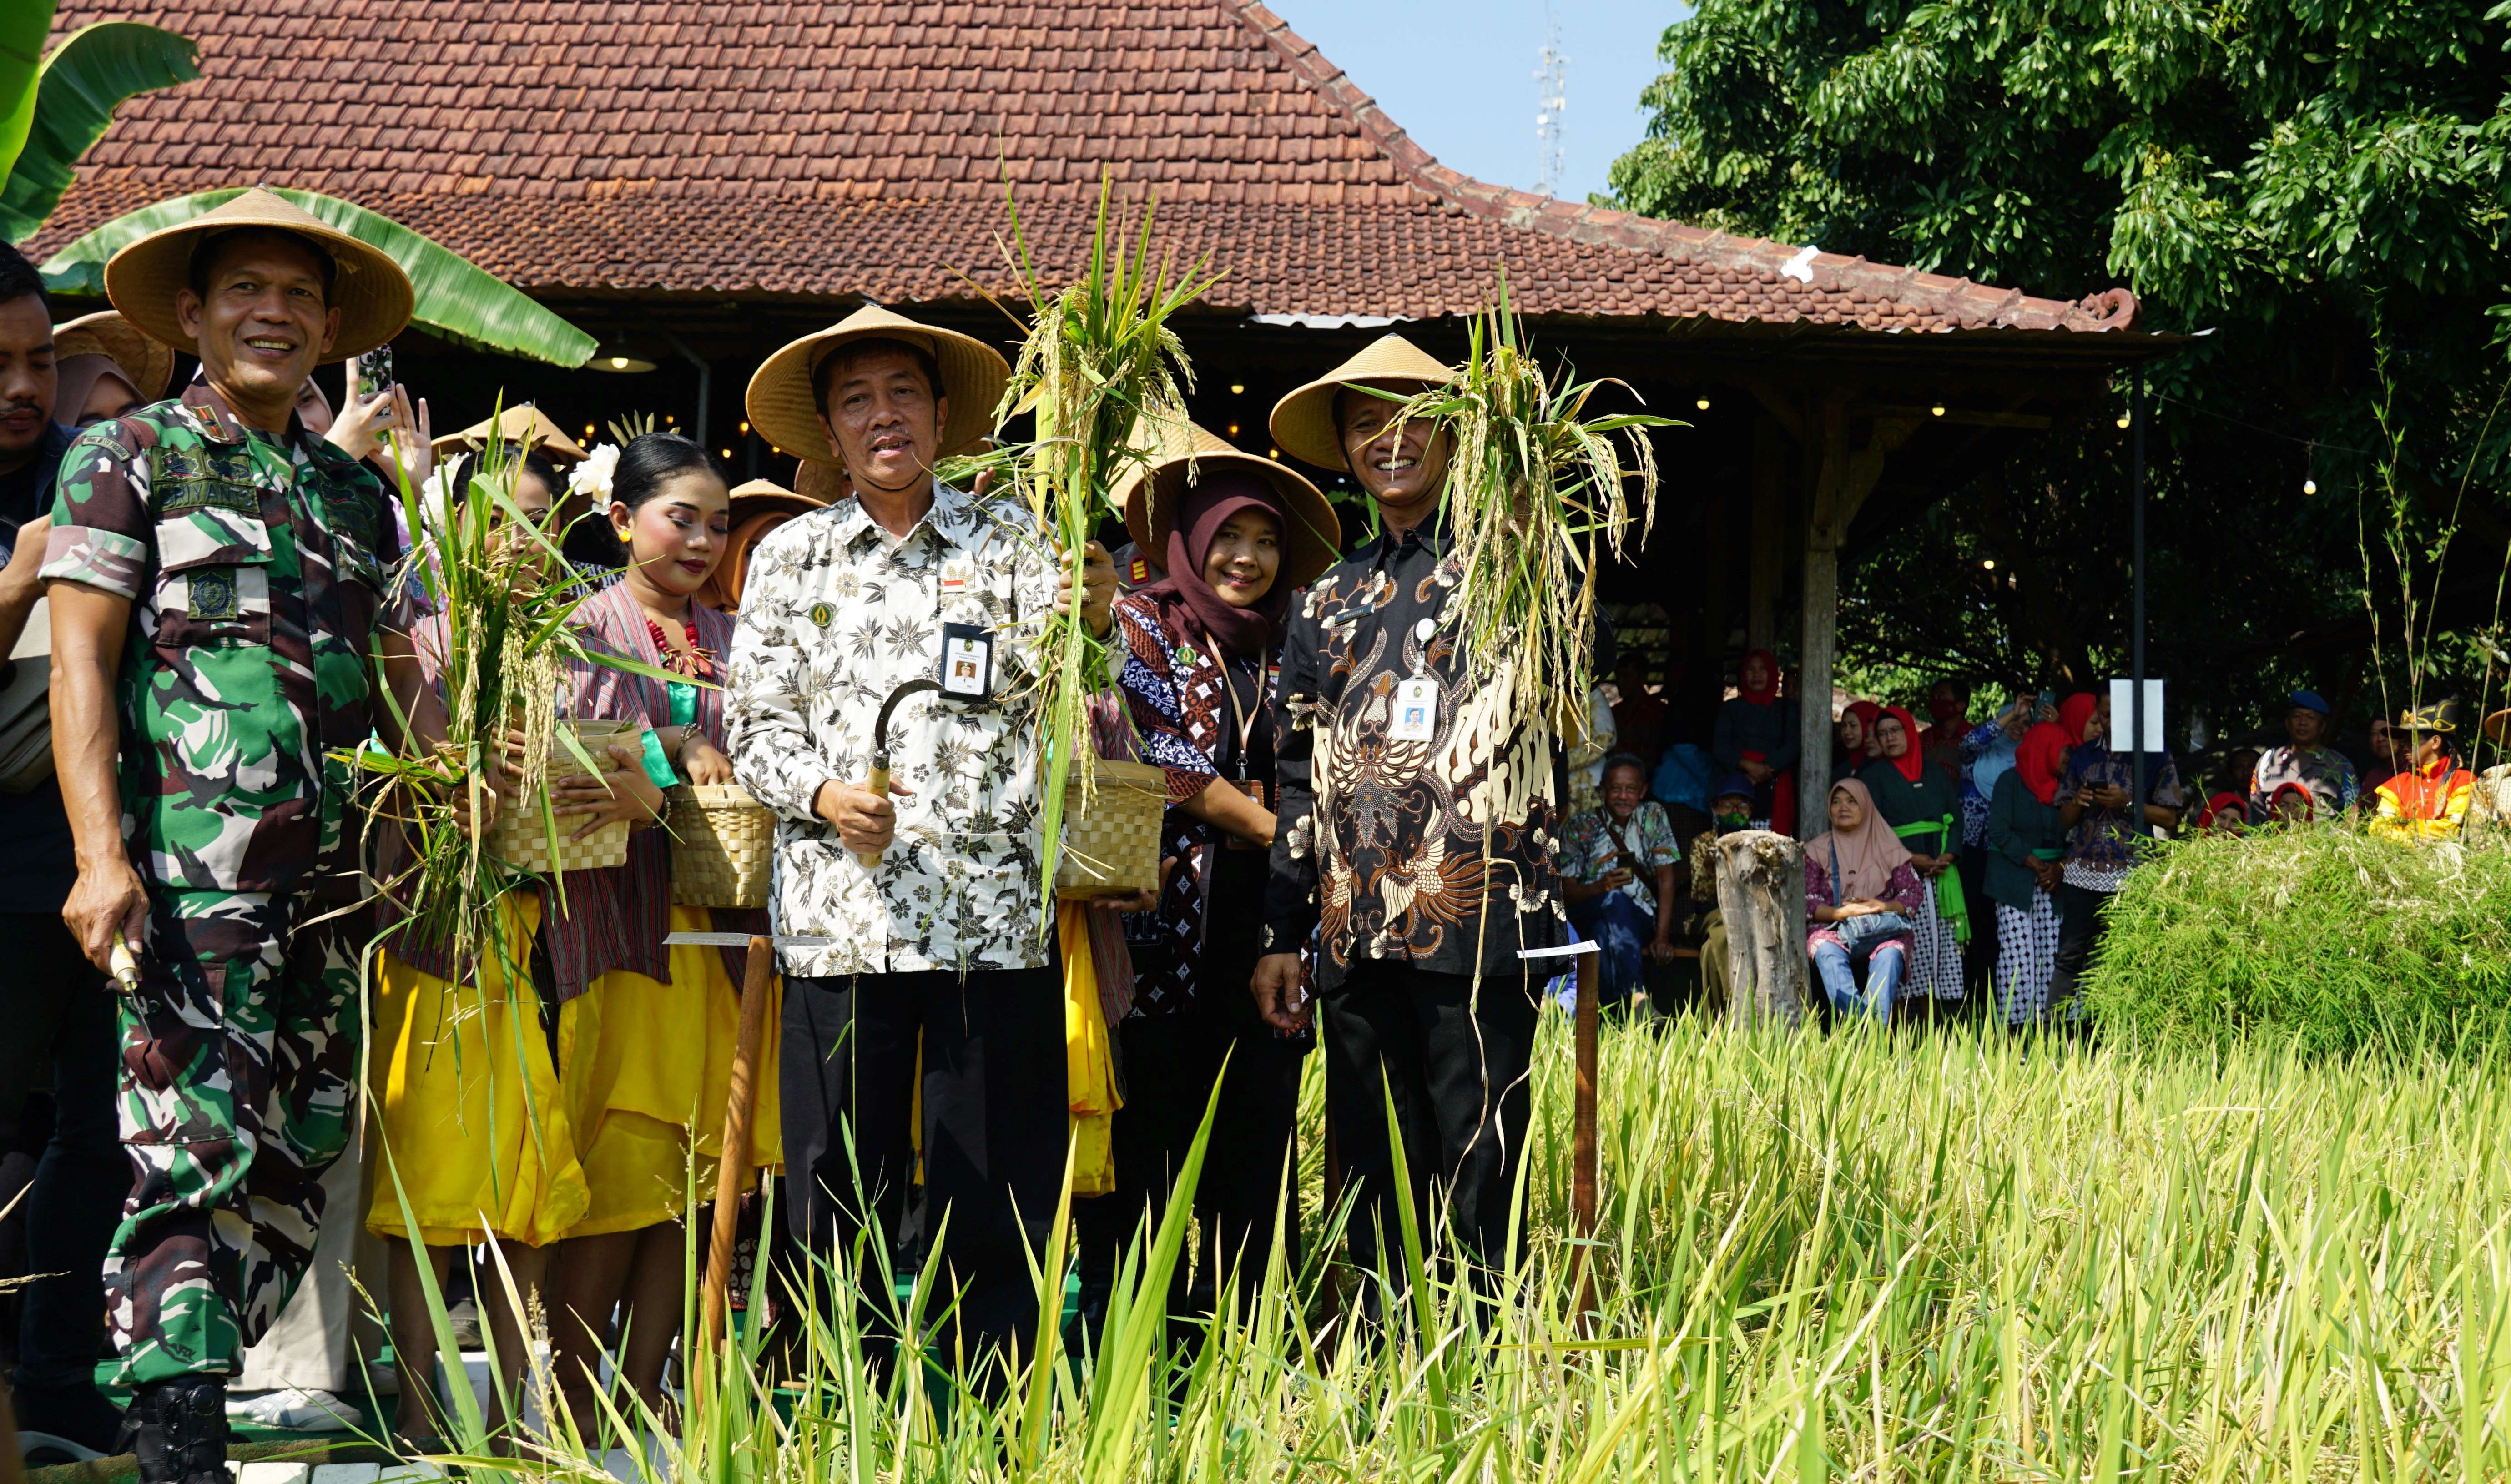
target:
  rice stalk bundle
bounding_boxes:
[1392,275,1669,752]
[983,171,1221,924]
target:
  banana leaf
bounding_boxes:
[40,186,596,368]
[0,21,198,243]
[0,2,55,191]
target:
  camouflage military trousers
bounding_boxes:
[102,889,366,1386]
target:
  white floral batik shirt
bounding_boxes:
[726,481,1059,977]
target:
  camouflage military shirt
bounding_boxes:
[40,390,397,894]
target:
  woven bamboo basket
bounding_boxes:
[1053,758,1166,899]
[668,782,776,907]
[485,718,640,875]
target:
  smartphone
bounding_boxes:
[355,344,394,401]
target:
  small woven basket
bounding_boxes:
[485,719,640,875]
[1054,758,1166,899]
[669,782,776,907]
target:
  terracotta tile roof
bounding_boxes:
[30,0,2140,336]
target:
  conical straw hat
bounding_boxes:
[745,303,1009,468]
[1268,333,1454,472]
[1114,418,1342,592]
[792,458,850,504]
[727,476,827,523]
[103,186,414,361]
[50,310,174,403]
[431,405,589,463]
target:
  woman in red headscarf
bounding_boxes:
[1985,720,2069,1026]
[1713,648,1800,834]
[1834,698,1883,778]
[1856,704,1968,1013]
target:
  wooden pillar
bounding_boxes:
[1798,396,1919,838]
[1716,830,1807,1027]
[1796,397,1848,833]
[1747,417,1784,654]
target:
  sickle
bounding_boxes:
[857,678,942,868]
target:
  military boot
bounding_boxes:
[126,1376,228,1484]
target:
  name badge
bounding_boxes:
[941,622,994,699]
[1389,678,1438,742]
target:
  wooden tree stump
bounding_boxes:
[1715,830,1808,1027]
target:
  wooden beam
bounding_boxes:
[1742,377,1803,441]
[1851,403,2053,429]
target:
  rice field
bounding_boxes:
[443,1011,2511,1483]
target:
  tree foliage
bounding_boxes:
[1611,2,2511,733]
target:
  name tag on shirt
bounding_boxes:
[1389,678,1438,742]
[942,622,994,699]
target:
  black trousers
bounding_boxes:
[2045,882,2112,1010]
[1073,983,1306,1339]
[1319,961,1540,1279]
[1959,843,1997,1002]
[779,962,1066,1367]
[0,912,121,1392]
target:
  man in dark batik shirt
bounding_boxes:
[1252,334,1606,1283]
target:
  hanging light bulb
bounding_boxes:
[1930,404,1946,417]
[2303,477,2318,495]
[1229,383,1246,396]
[1982,558,1996,571]
[2115,412,2132,429]
[1695,395,1711,411]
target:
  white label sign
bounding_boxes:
[2108,678,2166,753]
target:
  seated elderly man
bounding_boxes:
[1559,753,1681,1008]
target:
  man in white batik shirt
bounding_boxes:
[726,304,1113,1369]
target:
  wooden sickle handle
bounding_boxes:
[853,765,891,869]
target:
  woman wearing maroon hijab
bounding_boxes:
[1712,648,1800,834]
[1079,427,1338,1342]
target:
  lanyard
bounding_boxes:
[1218,652,1261,782]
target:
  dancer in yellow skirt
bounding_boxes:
[366,458,670,1449]
[551,433,779,1431]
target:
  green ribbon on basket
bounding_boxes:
[1895,815,1971,946]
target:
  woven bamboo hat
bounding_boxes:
[50,310,175,404]
[702,477,834,612]
[432,405,589,463]
[1115,418,1341,591]
[103,187,414,361]
[1268,333,1455,472]
[792,458,849,504]
[727,476,827,524]
[745,304,1009,468]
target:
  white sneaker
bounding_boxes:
[225,1387,360,1432]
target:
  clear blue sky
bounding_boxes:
[1274,2,1682,203]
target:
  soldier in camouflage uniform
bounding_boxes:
[40,190,430,1484]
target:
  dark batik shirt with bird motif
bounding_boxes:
[1264,514,1574,988]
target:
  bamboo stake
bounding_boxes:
[700,934,776,1357]
[1570,943,1600,1331]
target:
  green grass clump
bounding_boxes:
[2087,825,2511,1057]
[401,1018,2511,1483]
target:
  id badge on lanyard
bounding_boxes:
[941,622,995,699]
[1389,677,1439,743]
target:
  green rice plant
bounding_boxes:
[368,1012,2511,1483]
[1388,274,1670,750]
[980,172,1222,925]
[2085,823,2511,1058]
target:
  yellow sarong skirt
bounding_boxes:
[560,905,783,1238]
[365,898,591,1249]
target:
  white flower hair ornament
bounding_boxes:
[569,442,621,506]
